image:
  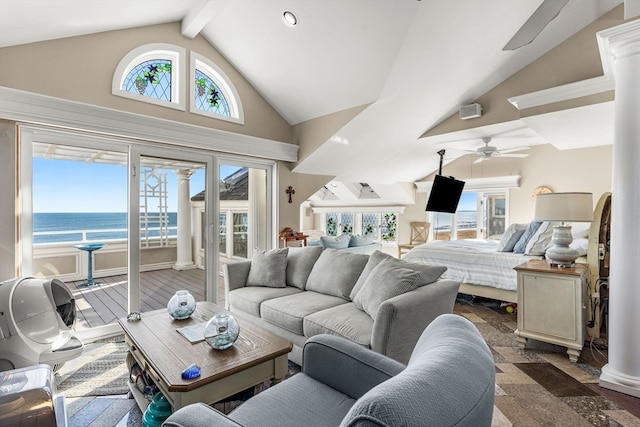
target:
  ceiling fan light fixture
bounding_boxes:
[282,11,298,27]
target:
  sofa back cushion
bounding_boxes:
[353,259,421,319]
[286,246,323,289]
[305,249,369,300]
[350,250,447,300]
[246,247,289,288]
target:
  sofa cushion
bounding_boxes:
[320,234,350,249]
[229,374,355,427]
[260,291,348,335]
[246,247,289,288]
[353,259,421,319]
[229,286,302,318]
[350,250,447,300]
[348,234,374,247]
[305,249,369,300]
[286,246,323,289]
[304,303,373,347]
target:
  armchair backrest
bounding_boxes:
[340,314,495,427]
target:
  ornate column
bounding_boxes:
[597,19,640,398]
[173,169,196,271]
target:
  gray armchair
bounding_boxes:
[163,314,495,427]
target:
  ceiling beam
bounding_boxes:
[181,0,218,39]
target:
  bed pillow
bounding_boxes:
[320,234,350,249]
[513,221,542,253]
[246,247,289,288]
[353,259,421,319]
[525,221,558,255]
[570,237,589,256]
[349,234,374,247]
[571,222,591,239]
[497,223,527,252]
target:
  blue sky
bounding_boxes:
[457,192,476,211]
[33,158,238,213]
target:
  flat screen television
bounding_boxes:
[425,175,465,213]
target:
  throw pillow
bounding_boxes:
[353,259,421,319]
[496,223,527,252]
[320,234,350,249]
[349,234,374,247]
[349,250,448,300]
[305,249,369,300]
[513,221,542,253]
[246,247,289,288]
[285,246,323,289]
[525,221,558,255]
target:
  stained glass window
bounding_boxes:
[194,69,231,116]
[122,60,172,101]
[341,213,353,234]
[362,213,378,237]
[326,213,338,236]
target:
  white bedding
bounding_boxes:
[402,239,541,291]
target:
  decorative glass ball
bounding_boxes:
[167,290,196,320]
[204,311,240,350]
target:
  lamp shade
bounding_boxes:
[534,192,594,222]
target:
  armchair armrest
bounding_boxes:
[372,279,460,364]
[302,334,405,400]
[163,403,243,427]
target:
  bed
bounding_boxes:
[402,192,611,307]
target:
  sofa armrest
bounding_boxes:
[223,261,252,300]
[302,334,405,400]
[163,402,243,427]
[371,279,460,364]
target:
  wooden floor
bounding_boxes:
[68,268,224,330]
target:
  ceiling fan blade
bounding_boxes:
[502,0,569,51]
[473,157,486,164]
[499,145,530,154]
[500,153,529,158]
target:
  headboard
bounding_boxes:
[585,192,611,340]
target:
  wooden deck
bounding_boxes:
[68,268,224,331]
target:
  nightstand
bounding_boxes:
[514,260,589,362]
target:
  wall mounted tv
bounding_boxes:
[425,175,465,213]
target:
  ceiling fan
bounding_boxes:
[503,0,569,51]
[467,137,530,164]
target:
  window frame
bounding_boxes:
[112,43,186,111]
[190,52,244,124]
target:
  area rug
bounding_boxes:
[55,335,129,397]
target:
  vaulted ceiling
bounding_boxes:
[0,0,632,192]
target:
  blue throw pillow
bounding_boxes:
[320,234,350,249]
[349,234,374,247]
[513,221,542,253]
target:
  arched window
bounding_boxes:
[191,53,244,124]
[112,43,185,110]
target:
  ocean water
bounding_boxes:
[433,210,477,230]
[33,212,177,244]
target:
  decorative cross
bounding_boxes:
[286,186,295,203]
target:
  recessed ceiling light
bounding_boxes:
[282,11,297,27]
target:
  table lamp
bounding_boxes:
[534,192,593,267]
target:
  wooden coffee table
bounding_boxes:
[118,301,292,410]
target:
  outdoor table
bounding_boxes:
[73,243,106,288]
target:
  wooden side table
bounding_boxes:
[514,260,589,362]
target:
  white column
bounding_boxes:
[597,20,640,398]
[173,169,196,271]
